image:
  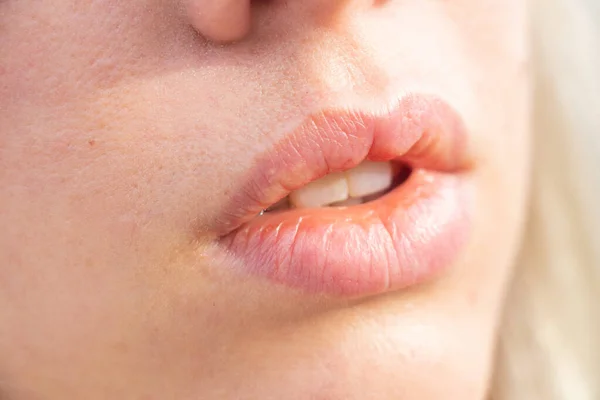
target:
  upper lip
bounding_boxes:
[216,94,473,236]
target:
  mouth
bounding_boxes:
[217,94,474,297]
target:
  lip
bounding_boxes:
[216,94,474,297]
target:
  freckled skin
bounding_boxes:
[0,1,530,399]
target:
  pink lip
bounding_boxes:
[216,94,474,297]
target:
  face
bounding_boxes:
[0,1,531,399]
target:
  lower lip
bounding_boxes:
[219,169,472,297]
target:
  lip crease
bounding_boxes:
[216,94,474,297]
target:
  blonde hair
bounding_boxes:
[492,0,600,398]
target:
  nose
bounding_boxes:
[185,0,251,43]
[184,0,378,43]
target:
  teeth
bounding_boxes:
[283,161,395,209]
[344,161,393,198]
[289,172,349,209]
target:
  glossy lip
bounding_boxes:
[217,94,474,297]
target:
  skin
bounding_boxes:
[0,1,531,399]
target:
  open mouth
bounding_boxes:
[262,161,412,212]
[216,94,474,298]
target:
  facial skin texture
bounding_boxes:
[0,1,530,399]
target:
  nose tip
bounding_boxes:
[185,0,252,43]
[185,0,382,44]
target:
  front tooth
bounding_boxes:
[289,172,349,208]
[345,161,393,198]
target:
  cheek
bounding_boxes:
[452,0,532,265]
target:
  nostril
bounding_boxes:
[186,0,252,43]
